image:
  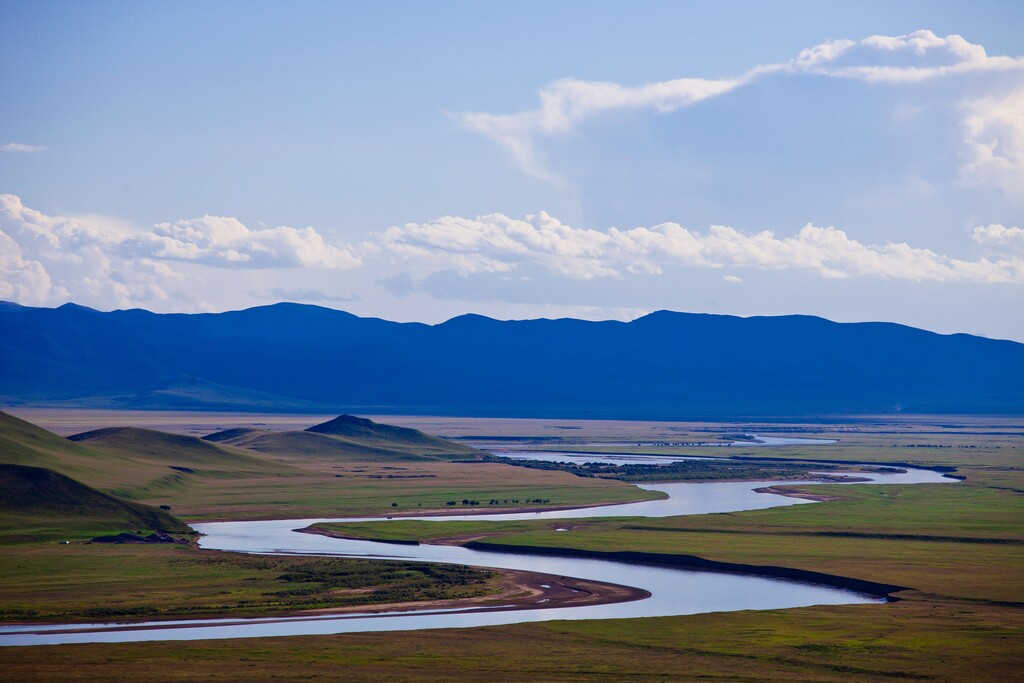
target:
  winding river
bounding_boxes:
[0,455,956,647]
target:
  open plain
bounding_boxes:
[0,411,1021,680]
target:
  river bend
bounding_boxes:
[0,460,955,646]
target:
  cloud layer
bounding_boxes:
[0,194,359,309]
[462,29,1024,190]
[377,211,1024,285]
[3,193,1021,313]
[3,192,1022,312]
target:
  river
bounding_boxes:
[0,457,956,646]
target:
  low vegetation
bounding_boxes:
[478,452,883,481]
[0,413,1020,680]
[203,414,481,462]
[0,544,495,623]
[0,464,190,543]
[0,410,661,520]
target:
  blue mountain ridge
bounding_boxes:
[1,302,1021,417]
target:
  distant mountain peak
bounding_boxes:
[1,303,1021,416]
[306,414,383,433]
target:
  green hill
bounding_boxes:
[202,428,438,462]
[0,410,147,486]
[0,464,191,542]
[68,426,294,472]
[203,415,480,462]
[304,415,481,458]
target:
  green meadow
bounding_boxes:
[0,413,1021,680]
[0,544,496,623]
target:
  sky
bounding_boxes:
[1,0,1022,340]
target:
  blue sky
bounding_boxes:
[1,1,1022,339]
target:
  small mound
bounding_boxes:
[203,427,449,462]
[67,426,287,471]
[201,428,265,444]
[0,464,190,536]
[306,415,478,455]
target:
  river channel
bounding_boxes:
[0,453,956,647]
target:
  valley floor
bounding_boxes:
[1,413,1021,681]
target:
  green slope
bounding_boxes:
[202,428,447,462]
[203,415,481,462]
[0,410,147,485]
[304,415,481,458]
[68,427,295,472]
[0,464,191,542]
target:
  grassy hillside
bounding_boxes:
[0,410,153,487]
[204,416,480,463]
[69,426,296,472]
[0,411,656,520]
[0,464,190,542]
[203,428,452,462]
[305,415,482,458]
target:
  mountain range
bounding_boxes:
[1,301,1021,417]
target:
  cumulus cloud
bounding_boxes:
[463,29,1024,182]
[128,216,361,269]
[0,194,361,310]
[973,224,1024,253]
[0,230,56,305]
[0,142,45,153]
[790,30,1024,83]
[961,89,1024,195]
[723,274,743,284]
[375,211,1024,284]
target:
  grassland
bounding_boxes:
[0,464,190,542]
[0,543,496,623]
[0,413,1020,681]
[0,411,661,521]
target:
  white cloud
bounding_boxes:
[961,89,1024,195]
[0,230,56,305]
[0,143,45,153]
[723,274,743,284]
[973,224,1024,253]
[462,77,741,181]
[463,29,1024,182]
[375,211,1024,285]
[0,194,362,310]
[794,30,1023,83]
[130,216,361,269]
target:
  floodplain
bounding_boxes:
[0,411,1021,681]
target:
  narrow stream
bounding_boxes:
[0,458,956,646]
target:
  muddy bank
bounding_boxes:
[752,485,842,502]
[298,527,650,615]
[463,541,907,599]
[300,568,648,617]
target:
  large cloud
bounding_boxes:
[961,89,1024,195]
[0,194,361,309]
[463,30,1024,185]
[129,216,360,269]
[3,194,1019,315]
[376,211,1024,284]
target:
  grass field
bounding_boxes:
[0,413,1020,681]
[0,543,497,623]
[0,411,662,521]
